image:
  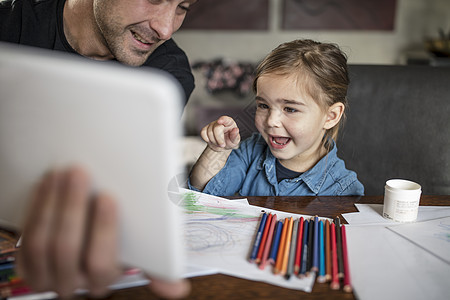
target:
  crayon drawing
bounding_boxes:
[182,190,260,256]
[179,189,317,292]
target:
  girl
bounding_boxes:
[189,39,364,196]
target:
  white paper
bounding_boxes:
[387,216,450,264]
[346,224,450,300]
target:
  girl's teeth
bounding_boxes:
[272,137,290,145]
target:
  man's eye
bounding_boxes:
[178,4,191,12]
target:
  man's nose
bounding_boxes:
[150,7,176,40]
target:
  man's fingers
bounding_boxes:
[17,169,61,291]
[149,278,191,299]
[85,193,121,297]
[50,167,91,297]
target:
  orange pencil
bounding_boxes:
[274,218,288,274]
[325,219,331,282]
[280,217,294,276]
[341,225,353,293]
[256,213,273,264]
[330,222,340,290]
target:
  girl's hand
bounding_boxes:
[200,115,241,152]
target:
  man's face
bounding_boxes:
[93,0,197,66]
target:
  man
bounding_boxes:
[0,0,197,298]
[0,0,196,103]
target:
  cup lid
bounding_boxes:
[385,179,421,191]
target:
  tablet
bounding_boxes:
[0,42,185,281]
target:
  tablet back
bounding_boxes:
[0,42,185,281]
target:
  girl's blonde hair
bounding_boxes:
[252,39,349,152]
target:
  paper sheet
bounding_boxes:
[346,224,450,300]
[387,216,450,264]
[181,189,319,292]
[343,203,450,300]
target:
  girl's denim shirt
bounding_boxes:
[189,133,364,196]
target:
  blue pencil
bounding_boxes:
[312,216,319,272]
[268,220,283,264]
[249,212,268,262]
[317,220,326,283]
[299,219,309,277]
[306,217,314,275]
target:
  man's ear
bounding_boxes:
[324,102,345,130]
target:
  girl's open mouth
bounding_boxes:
[269,136,291,149]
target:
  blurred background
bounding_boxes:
[175,0,450,167]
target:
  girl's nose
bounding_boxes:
[266,109,281,127]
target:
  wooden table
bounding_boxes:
[79,195,449,300]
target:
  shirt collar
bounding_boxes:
[260,141,339,194]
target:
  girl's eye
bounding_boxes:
[257,103,269,110]
[284,107,297,113]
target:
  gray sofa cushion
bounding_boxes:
[338,65,450,195]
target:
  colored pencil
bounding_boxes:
[249,212,268,262]
[341,225,353,293]
[325,219,332,282]
[330,222,340,290]
[317,220,326,283]
[335,216,344,278]
[274,218,288,274]
[268,221,283,265]
[259,214,277,269]
[294,217,304,275]
[299,219,309,277]
[306,216,314,276]
[311,216,319,272]
[256,213,273,263]
[280,217,293,276]
[286,218,299,279]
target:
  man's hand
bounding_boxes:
[16,166,190,299]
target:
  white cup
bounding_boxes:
[382,179,422,222]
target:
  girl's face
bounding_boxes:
[254,74,331,172]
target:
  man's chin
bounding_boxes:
[116,54,150,67]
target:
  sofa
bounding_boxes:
[185,64,450,195]
[338,65,450,195]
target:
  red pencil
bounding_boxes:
[325,219,332,282]
[330,222,340,290]
[259,214,277,270]
[341,225,353,293]
[274,218,288,274]
[294,217,304,275]
[256,213,273,264]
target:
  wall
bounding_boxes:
[177,0,450,136]
[174,0,450,65]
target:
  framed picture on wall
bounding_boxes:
[181,0,269,30]
[282,0,397,30]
